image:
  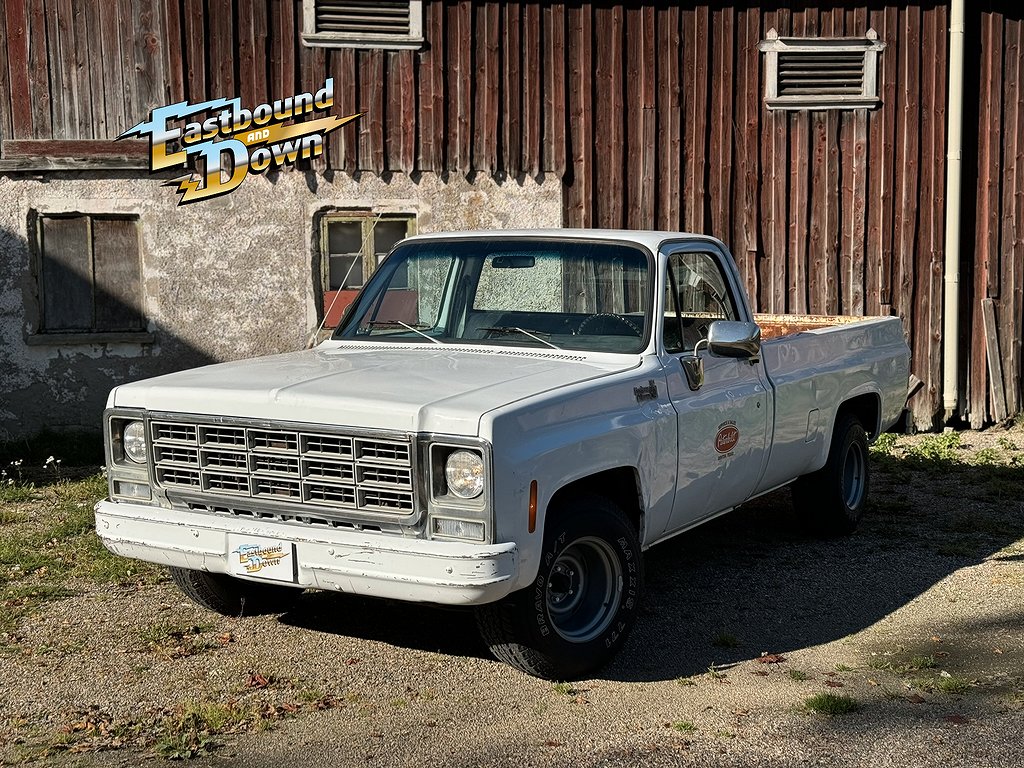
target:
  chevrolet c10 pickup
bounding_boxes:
[96,230,910,679]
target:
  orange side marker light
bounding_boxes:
[528,480,538,534]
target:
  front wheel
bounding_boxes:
[169,567,302,617]
[791,414,870,537]
[475,495,643,680]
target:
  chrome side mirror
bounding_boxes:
[707,320,761,359]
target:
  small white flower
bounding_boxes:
[12,459,22,467]
[44,456,55,466]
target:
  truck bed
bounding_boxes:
[754,313,876,341]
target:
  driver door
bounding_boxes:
[661,246,769,532]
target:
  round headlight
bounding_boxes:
[445,450,484,499]
[123,421,148,464]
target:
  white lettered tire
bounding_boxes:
[475,495,643,679]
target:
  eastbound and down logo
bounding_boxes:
[119,78,359,205]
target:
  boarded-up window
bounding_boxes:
[759,28,886,110]
[301,0,424,49]
[319,212,415,328]
[37,215,144,334]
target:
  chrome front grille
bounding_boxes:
[150,419,416,517]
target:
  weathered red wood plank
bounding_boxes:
[115,0,139,134]
[237,1,256,108]
[3,139,148,157]
[207,0,235,99]
[824,110,840,315]
[880,6,899,309]
[1002,17,1024,415]
[356,49,382,173]
[565,3,592,226]
[132,0,166,116]
[639,5,655,229]
[162,0,185,104]
[327,48,357,172]
[521,2,540,177]
[593,5,623,228]
[27,0,52,137]
[473,3,499,174]
[84,1,108,137]
[544,2,567,178]
[681,6,709,233]
[502,3,522,177]
[97,1,125,138]
[397,51,415,174]
[655,4,681,230]
[44,0,68,139]
[708,6,733,237]
[739,6,760,302]
[182,0,206,101]
[70,0,93,139]
[894,6,921,346]
[447,1,472,175]
[972,11,1002,425]
[0,2,14,144]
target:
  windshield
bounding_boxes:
[333,238,652,353]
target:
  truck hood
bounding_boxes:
[110,342,641,436]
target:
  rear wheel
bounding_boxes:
[169,567,301,616]
[476,495,643,680]
[792,414,870,536]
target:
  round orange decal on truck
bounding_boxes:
[715,421,740,454]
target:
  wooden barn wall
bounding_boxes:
[0,1,1020,428]
[968,7,1024,428]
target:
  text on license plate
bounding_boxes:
[227,534,297,584]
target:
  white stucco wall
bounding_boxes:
[0,170,563,440]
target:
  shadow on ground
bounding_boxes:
[276,454,1024,683]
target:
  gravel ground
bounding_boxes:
[1,424,1022,767]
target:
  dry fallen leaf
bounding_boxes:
[907,694,926,703]
[944,714,969,725]
[246,672,271,688]
[757,653,787,664]
[824,680,845,688]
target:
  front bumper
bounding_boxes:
[94,500,519,606]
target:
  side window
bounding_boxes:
[663,251,738,353]
[319,213,414,328]
[35,214,144,335]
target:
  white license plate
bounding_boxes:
[227,535,297,584]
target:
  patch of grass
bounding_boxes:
[551,682,574,696]
[139,622,214,659]
[706,664,727,681]
[675,676,697,687]
[905,431,962,465]
[909,673,971,695]
[971,447,1003,466]
[711,631,740,649]
[866,655,895,671]
[0,483,38,504]
[903,655,939,672]
[671,721,696,734]
[803,693,859,716]
[789,670,811,682]
[997,436,1019,452]
[835,663,854,672]
[870,433,899,456]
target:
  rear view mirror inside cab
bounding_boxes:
[490,255,536,269]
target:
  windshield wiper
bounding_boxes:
[364,320,444,345]
[479,326,561,350]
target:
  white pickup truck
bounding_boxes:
[96,230,909,679]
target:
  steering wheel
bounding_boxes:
[575,313,642,336]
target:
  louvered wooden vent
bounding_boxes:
[302,0,423,49]
[759,28,885,110]
[777,51,865,96]
[315,1,410,36]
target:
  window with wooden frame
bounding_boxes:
[759,28,886,110]
[319,212,415,328]
[31,214,146,340]
[301,0,424,50]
